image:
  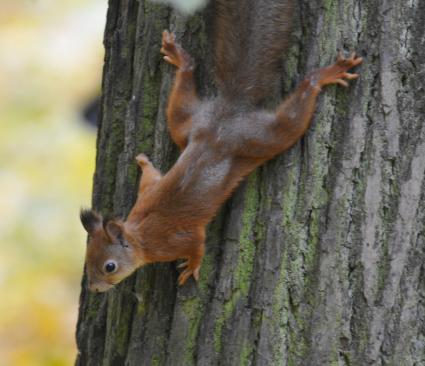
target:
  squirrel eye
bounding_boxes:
[104,260,118,274]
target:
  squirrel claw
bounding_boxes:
[315,51,363,88]
[193,267,200,282]
[162,30,175,44]
[334,79,349,87]
[177,262,201,285]
[160,30,179,66]
[160,29,194,70]
[178,268,192,286]
[335,52,363,69]
[177,260,189,269]
[342,72,359,80]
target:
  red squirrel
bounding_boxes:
[80,1,362,292]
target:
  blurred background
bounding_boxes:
[0,1,107,364]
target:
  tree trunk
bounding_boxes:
[75,0,425,365]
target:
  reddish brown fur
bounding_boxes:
[82,26,362,290]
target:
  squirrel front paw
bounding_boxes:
[314,52,363,88]
[135,153,151,168]
[160,30,194,71]
[177,260,200,286]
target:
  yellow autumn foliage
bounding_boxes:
[0,1,106,365]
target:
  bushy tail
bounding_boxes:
[214,0,294,104]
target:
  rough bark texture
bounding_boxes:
[75,0,425,365]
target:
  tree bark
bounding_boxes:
[75,0,425,365]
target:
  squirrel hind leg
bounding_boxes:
[314,52,363,88]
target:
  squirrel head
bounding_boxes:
[80,209,141,292]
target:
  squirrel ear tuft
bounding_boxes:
[80,209,102,234]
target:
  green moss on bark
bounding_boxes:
[234,174,259,295]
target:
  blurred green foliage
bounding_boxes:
[0,1,106,365]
